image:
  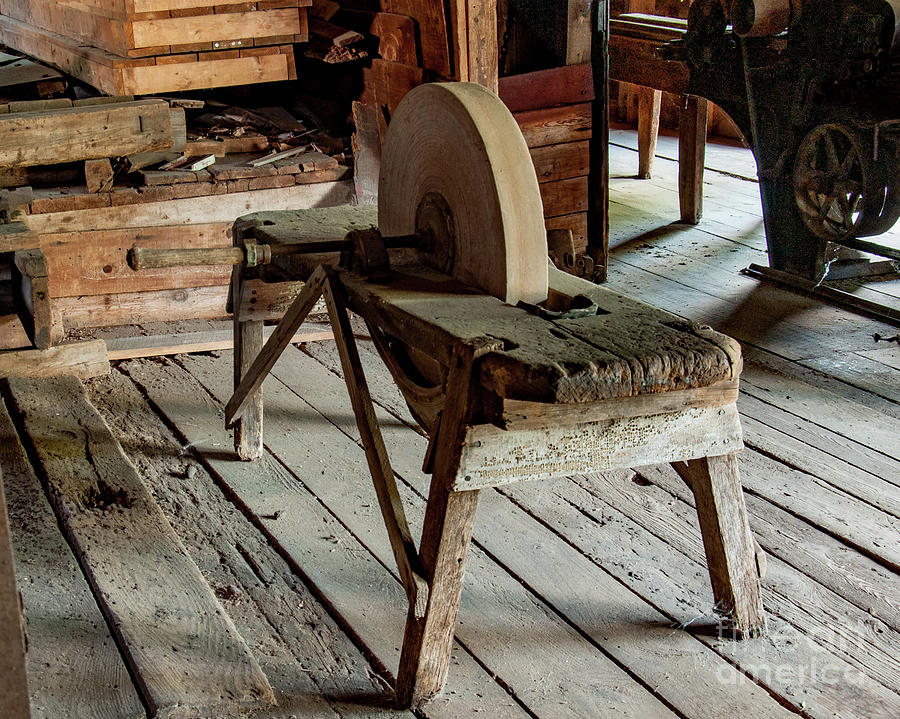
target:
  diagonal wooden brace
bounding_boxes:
[225,265,327,427]
[322,270,430,618]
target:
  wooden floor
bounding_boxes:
[3,135,899,719]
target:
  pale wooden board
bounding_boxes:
[503,473,900,719]
[613,465,900,693]
[0,100,172,167]
[743,344,900,422]
[84,368,414,719]
[0,452,30,719]
[177,349,680,719]
[55,286,230,329]
[276,342,798,719]
[738,412,900,519]
[0,57,62,87]
[121,356,538,719]
[0,340,109,380]
[40,223,233,299]
[800,351,900,406]
[5,376,274,719]
[0,399,144,719]
[0,15,297,95]
[738,362,900,462]
[24,181,354,234]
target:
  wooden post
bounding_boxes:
[672,454,766,638]
[0,470,31,719]
[13,249,57,350]
[587,0,610,281]
[463,0,499,92]
[637,86,661,179]
[231,229,265,460]
[395,342,484,707]
[678,95,708,225]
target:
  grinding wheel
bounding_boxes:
[379,82,549,306]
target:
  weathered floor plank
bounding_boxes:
[84,369,412,719]
[0,397,145,719]
[121,356,536,719]
[5,375,274,719]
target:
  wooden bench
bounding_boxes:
[226,205,767,708]
[610,12,709,223]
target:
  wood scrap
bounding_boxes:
[0,339,108,379]
[310,17,365,47]
[84,158,115,193]
[249,145,307,167]
[188,154,216,171]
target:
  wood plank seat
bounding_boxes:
[227,205,766,708]
[610,12,709,223]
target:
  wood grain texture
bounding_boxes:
[637,86,661,179]
[25,181,353,234]
[5,375,275,719]
[178,347,681,719]
[85,368,413,719]
[0,340,109,380]
[0,100,172,167]
[0,400,144,719]
[672,454,765,637]
[678,95,708,224]
[301,337,797,719]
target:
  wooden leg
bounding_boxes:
[233,314,264,461]
[396,342,485,707]
[225,266,326,426]
[396,483,480,708]
[637,87,661,179]
[0,471,31,719]
[672,454,766,638]
[13,249,58,351]
[678,95,708,224]
[323,274,428,616]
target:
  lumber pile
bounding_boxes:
[0,70,353,350]
[0,0,311,94]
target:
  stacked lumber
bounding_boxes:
[0,0,312,94]
[0,81,353,346]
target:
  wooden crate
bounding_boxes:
[0,0,310,57]
[0,14,298,94]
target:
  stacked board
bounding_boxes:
[0,0,310,94]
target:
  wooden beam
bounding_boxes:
[396,341,484,707]
[323,273,428,616]
[637,86,661,179]
[671,454,766,638]
[0,100,173,167]
[0,340,109,379]
[104,325,333,360]
[0,400,145,719]
[225,265,327,425]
